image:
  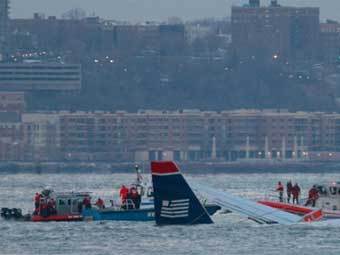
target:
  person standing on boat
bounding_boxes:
[34,193,41,210]
[83,196,92,209]
[292,183,301,204]
[129,186,141,209]
[50,198,56,215]
[40,198,49,217]
[276,181,284,202]
[95,198,105,209]
[119,185,129,205]
[286,181,293,203]
[305,185,319,207]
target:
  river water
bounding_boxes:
[1,172,340,255]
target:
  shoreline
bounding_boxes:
[1,161,340,174]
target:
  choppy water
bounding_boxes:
[1,172,340,255]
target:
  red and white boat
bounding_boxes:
[1,189,90,222]
[259,182,340,219]
[31,190,90,222]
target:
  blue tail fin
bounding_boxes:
[151,161,213,225]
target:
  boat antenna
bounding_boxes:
[135,164,143,185]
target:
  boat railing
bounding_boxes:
[121,199,136,210]
[263,192,308,205]
[264,192,291,204]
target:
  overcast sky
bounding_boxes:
[10,0,340,22]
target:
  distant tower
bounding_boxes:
[281,136,286,160]
[249,0,260,7]
[0,0,9,61]
[245,136,250,159]
[211,136,217,160]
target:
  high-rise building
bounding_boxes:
[0,0,9,60]
[232,1,319,63]
[320,22,340,64]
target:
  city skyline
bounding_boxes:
[10,0,340,22]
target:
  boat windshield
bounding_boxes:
[329,186,338,195]
[317,185,328,195]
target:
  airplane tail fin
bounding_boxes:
[151,161,213,225]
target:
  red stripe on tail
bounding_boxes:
[151,161,180,174]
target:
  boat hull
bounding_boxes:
[82,208,154,221]
[31,214,82,222]
[82,204,221,221]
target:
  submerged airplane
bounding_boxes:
[151,161,323,225]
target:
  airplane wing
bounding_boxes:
[191,182,306,225]
[191,183,301,224]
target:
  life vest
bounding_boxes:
[309,188,319,200]
[120,186,129,199]
[95,198,104,207]
[276,184,284,192]
[292,186,300,196]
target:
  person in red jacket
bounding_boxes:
[119,185,129,205]
[276,181,284,202]
[305,185,319,207]
[34,193,41,210]
[292,183,301,204]
[83,196,92,209]
[95,198,105,209]
[129,186,141,209]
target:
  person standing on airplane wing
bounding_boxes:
[276,181,284,202]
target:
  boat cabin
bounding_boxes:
[315,182,340,211]
[41,189,91,216]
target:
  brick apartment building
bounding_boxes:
[3,109,336,162]
[320,22,340,64]
[231,0,320,63]
[0,111,22,161]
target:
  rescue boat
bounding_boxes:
[259,182,340,219]
[1,189,88,222]
[1,188,220,222]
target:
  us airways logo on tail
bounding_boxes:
[160,199,190,218]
